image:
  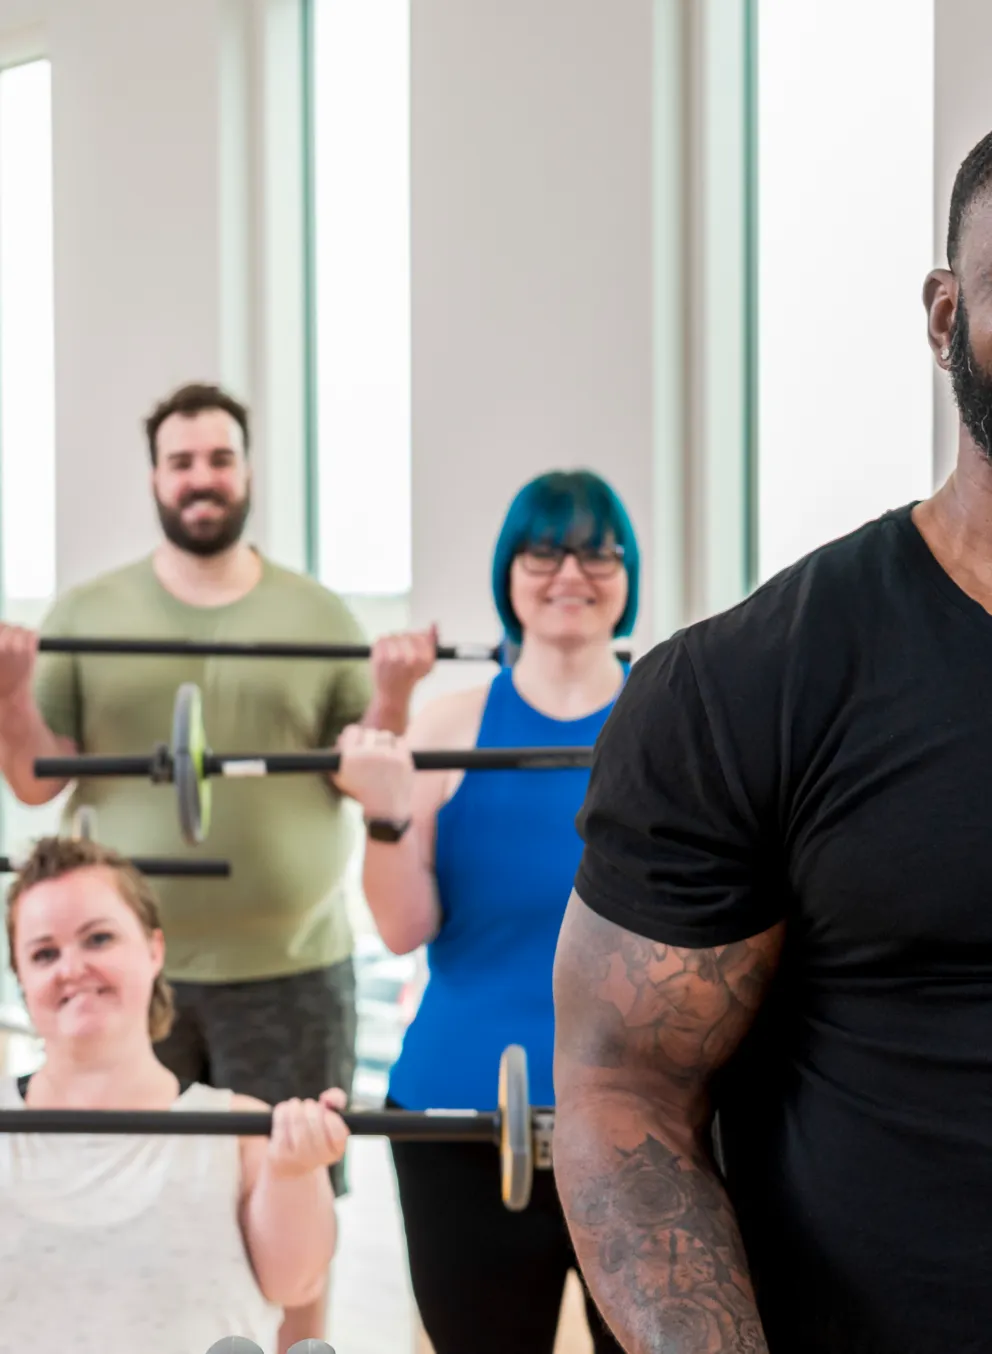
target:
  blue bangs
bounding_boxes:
[491,470,640,644]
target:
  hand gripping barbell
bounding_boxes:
[34,682,596,846]
[0,1044,553,1211]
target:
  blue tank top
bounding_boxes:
[387,666,623,1112]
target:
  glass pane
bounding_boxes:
[755,0,934,583]
[0,58,56,603]
[312,0,411,596]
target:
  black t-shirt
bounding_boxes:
[575,503,992,1354]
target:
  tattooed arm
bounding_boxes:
[552,891,785,1354]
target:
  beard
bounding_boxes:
[154,488,251,557]
[948,292,992,459]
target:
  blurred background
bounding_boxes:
[0,0,980,1347]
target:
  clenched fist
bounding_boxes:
[370,625,438,712]
[265,1088,350,1180]
[333,724,415,821]
[0,625,39,702]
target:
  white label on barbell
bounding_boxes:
[220,760,269,778]
[424,1109,481,1117]
[453,644,495,661]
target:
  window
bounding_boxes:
[0,57,56,606]
[0,54,60,1023]
[754,0,934,583]
[310,0,411,597]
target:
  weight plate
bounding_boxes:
[204,1340,265,1354]
[71,806,98,841]
[498,1043,533,1211]
[172,683,210,846]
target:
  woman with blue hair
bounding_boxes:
[335,470,637,1354]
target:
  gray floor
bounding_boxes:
[329,1138,419,1354]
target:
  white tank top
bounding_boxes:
[0,1076,283,1354]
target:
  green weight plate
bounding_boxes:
[498,1044,533,1211]
[172,683,211,846]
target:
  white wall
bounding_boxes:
[0,0,304,595]
[755,0,935,583]
[51,0,230,587]
[409,0,656,667]
[933,0,992,483]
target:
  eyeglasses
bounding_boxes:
[516,543,626,579]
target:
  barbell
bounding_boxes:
[34,682,596,846]
[0,1044,552,1212]
[3,805,233,877]
[34,634,633,665]
[0,853,230,879]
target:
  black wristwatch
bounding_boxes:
[365,816,412,843]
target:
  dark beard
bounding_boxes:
[154,490,251,557]
[948,292,992,459]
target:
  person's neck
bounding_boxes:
[511,637,623,720]
[152,538,262,608]
[27,1038,178,1110]
[913,432,992,613]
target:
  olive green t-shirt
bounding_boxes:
[33,555,373,983]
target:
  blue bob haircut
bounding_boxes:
[491,470,640,645]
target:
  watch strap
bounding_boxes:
[365,816,412,842]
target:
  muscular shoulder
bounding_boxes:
[409,682,489,749]
[660,507,910,727]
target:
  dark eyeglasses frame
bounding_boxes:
[516,543,626,578]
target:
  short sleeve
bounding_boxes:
[33,594,82,745]
[575,634,786,949]
[318,597,374,745]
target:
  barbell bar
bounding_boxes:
[0,853,231,879]
[0,1044,546,1211]
[33,683,596,846]
[57,804,231,876]
[35,635,633,665]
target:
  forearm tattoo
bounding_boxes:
[554,911,782,1353]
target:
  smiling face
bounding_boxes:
[508,535,629,648]
[151,408,251,556]
[10,867,165,1047]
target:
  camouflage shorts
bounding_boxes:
[155,959,357,1197]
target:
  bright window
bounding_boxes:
[755,0,934,582]
[0,57,56,604]
[311,0,411,596]
[0,56,60,1019]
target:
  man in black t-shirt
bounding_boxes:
[552,131,992,1354]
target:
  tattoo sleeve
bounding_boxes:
[552,893,785,1354]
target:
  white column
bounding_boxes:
[409,0,656,666]
[933,0,992,483]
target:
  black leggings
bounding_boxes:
[389,1113,623,1354]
